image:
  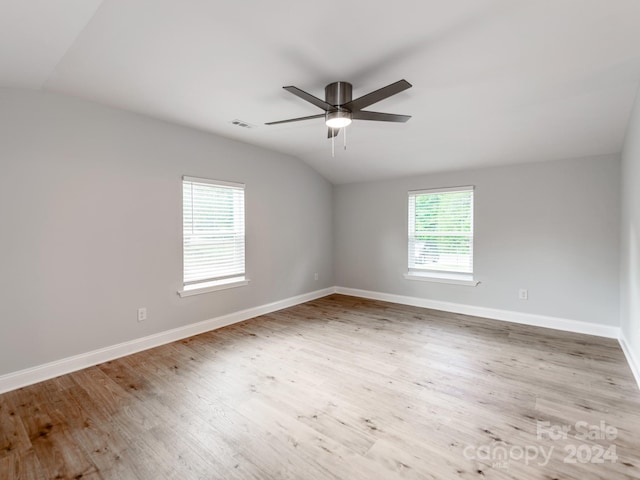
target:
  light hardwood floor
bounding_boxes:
[1,294,639,479]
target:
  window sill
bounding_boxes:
[178,277,249,297]
[404,271,480,286]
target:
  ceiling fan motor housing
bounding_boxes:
[325,82,353,128]
[325,82,352,107]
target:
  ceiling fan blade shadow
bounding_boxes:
[284,86,334,111]
[328,127,340,138]
[347,3,517,84]
[265,113,325,125]
[352,111,411,122]
[279,48,337,83]
[344,80,412,112]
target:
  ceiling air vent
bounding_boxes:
[231,119,256,129]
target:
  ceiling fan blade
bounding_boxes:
[344,79,412,112]
[283,86,335,111]
[265,113,325,125]
[328,127,340,138]
[352,111,411,122]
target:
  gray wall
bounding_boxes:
[621,86,640,359]
[0,89,333,375]
[334,155,620,326]
[0,87,628,378]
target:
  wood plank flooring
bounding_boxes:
[1,294,639,479]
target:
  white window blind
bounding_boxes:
[408,186,474,274]
[183,176,245,287]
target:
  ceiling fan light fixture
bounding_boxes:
[325,110,352,128]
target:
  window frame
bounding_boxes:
[405,185,479,286]
[178,176,249,297]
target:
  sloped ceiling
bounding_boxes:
[2,0,640,183]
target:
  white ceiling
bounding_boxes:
[2,0,640,184]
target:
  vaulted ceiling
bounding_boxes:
[2,0,640,183]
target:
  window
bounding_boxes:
[179,176,247,296]
[407,186,477,285]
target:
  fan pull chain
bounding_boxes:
[331,132,335,157]
[344,126,347,150]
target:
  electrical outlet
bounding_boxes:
[314,272,319,281]
[137,307,147,322]
[518,289,528,301]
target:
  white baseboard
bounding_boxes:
[334,286,621,339]
[1,286,632,395]
[619,334,640,391]
[0,287,335,394]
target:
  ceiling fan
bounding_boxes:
[265,79,412,138]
